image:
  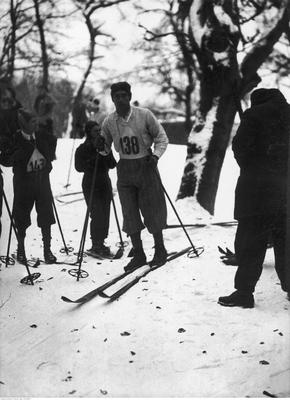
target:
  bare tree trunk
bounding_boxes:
[33,0,49,90]
[7,0,17,80]
[71,12,96,138]
[177,0,289,215]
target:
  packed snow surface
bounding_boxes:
[0,140,289,397]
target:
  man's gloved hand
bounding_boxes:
[94,135,105,152]
[146,154,159,168]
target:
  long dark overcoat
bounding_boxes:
[233,89,290,220]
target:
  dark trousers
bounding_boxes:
[83,178,112,244]
[13,171,55,233]
[0,172,3,237]
[117,158,167,235]
[234,214,287,293]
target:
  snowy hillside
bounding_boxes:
[0,140,289,397]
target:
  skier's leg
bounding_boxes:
[13,175,34,262]
[41,225,57,263]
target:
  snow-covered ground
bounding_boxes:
[0,140,289,398]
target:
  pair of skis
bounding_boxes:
[61,245,196,304]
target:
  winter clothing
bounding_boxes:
[101,106,169,160]
[233,89,289,219]
[117,157,167,235]
[225,88,290,303]
[75,138,116,247]
[101,94,169,271]
[102,106,168,236]
[9,120,57,264]
[0,171,3,237]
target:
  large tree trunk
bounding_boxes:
[177,90,237,214]
[177,0,240,215]
[177,0,289,215]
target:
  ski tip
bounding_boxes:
[61,296,73,303]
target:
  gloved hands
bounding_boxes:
[94,135,105,152]
[146,154,159,168]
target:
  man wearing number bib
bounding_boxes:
[98,82,169,271]
[11,109,57,264]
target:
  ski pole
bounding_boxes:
[64,134,77,189]
[5,219,13,268]
[51,195,72,255]
[70,152,100,281]
[153,167,202,257]
[1,187,36,285]
[111,192,125,248]
[110,191,128,259]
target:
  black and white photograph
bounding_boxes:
[0,0,289,397]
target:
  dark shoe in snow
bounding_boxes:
[16,245,27,264]
[44,249,57,264]
[218,290,254,308]
[149,246,168,267]
[124,249,147,272]
[287,292,290,302]
[87,244,114,259]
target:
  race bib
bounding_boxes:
[27,148,46,172]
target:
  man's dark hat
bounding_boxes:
[110,81,131,97]
[251,88,287,106]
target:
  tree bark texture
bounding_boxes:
[177,0,289,215]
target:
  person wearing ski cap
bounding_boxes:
[218,88,290,308]
[75,120,116,258]
[11,109,57,264]
[95,81,169,271]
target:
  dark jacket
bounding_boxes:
[0,108,20,167]
[75,139,116,189]
[11,130,57,177]
[233,88,290,219]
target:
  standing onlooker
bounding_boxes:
[11,109,57,263]
[96,81,169,271]
[0,81,21,238]
[218,88,290,308]
[75,120,116,258]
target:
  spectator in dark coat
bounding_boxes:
[11,109,57,264]
[75,120,116,258]
[219,88,290,308]
[0,81,21,238]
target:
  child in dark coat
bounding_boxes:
[75,121,116,257]
[12,109,57,264]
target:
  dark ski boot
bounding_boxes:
[42,226,57,264]
[218,290,254,308]
[87,242,114,259]
[44,248,57,264]
[149,245,168,267]
[124,248,147,272]
[16,241,27,264]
